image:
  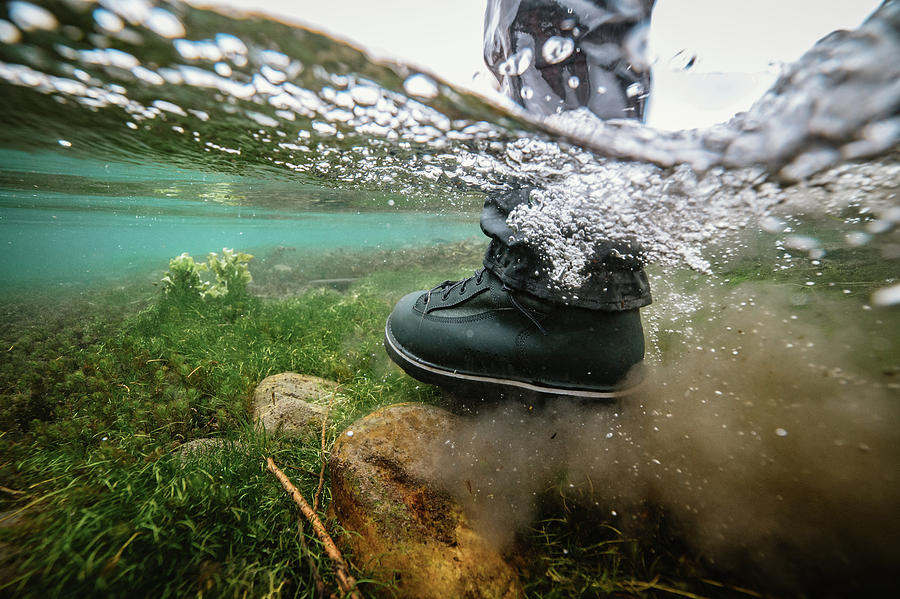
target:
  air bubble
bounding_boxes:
[93,8,124,33]
[214,62,232,77]
[497,48,533,76]
[784,235,820,252]
[8,1,58,32]
[0,19,20,44]
[350,85,380,106]
[760,216,786,233]
[145,8,185,39]
[866,219,893,234]
[871,283,900,307]
[542,36,574,65]
[403,73,439,99]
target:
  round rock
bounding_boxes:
[251,372,337,437]
[330,403,522,599]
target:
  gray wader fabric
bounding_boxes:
[480,0,655,310]
[483,0,655,119]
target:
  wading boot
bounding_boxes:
[384,268,645,399]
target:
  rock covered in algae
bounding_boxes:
[251,372,336,436]
[329,403,522,599]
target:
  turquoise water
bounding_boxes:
[0,0,512,293]
[0,152,477,287]
[0,191,477,285]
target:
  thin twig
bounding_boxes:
[313,390,336,513]
[266,457,361,599]
[298,518,336,599]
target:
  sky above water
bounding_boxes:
[195,0,881,130]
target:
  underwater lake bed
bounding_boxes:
[1,0,898,597]
[1,244,896,598]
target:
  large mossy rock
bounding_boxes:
[330,403,522,599]
[251,372,337,436]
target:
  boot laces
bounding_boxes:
[503,283,547,335]
[424,268,547,335]
[429,268,486,301]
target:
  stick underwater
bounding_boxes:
[266,457,362,599]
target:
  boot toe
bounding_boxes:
[385,290,429,357]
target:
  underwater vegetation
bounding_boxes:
[2,244,896,598]
[0,249,446,598]
[0,247,653,599]
[160,248,254,301]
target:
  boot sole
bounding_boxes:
[384,323,643,400]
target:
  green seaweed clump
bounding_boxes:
[159,252,207,301]
[160,249,254,302]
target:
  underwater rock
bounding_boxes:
[251,372,336,437]
[329,403,522,599]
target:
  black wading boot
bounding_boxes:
[384,268,645,400]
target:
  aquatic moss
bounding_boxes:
[6,245,885,598]
[0,271,752,598]
[0,246,470,598]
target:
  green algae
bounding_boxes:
[2,243,892,598]
[0,249,449,598]
[0,244,665,598]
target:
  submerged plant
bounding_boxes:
[204,248,254,299]
[159,249,254,301]
[160,252,208,300]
